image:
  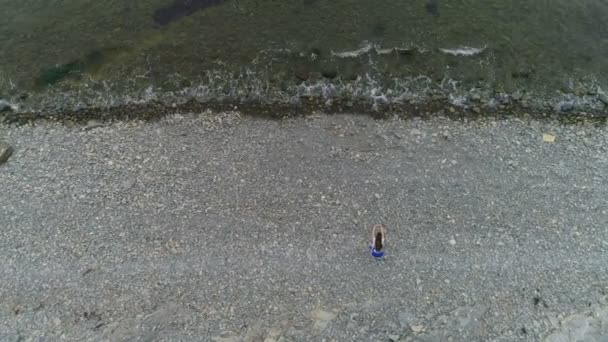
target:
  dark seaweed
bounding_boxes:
[38,61,83,86]
[153,0,224,27]
[37,49,109,86]
[425,0,440,16]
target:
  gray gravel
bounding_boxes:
[1,111,608,342]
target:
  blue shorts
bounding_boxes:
[370,245,385,258]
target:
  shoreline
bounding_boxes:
[2,97,607,128]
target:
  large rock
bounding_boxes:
[0,100,13,112]
[0,143,13,165]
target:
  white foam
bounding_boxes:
[331,43,418,58]
[439,46,487,56]
[331,43,374,58]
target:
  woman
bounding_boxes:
[370,224,386,259]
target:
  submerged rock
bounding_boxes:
[153,0,225,27]
[0,100,13,112]
[426,0,440,16]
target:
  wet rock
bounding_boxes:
[0,100,12,112]
[598,93,608,105]
[483,98,498,110]
[396,48,415,56]
[574,86,586,97]
[512,67,533,79]
[0,143,13,165]
[511,91,523,101]
[371,22,386,37]
[294,66,310,82]
[310,47,322,57]
[558,101,575,112]
[321,68,338,79]
[63,119,75,128]
[308,71,322,81]
[497,94,511,105]
[85,119,104,130]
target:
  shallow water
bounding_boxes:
[1,0,607,114]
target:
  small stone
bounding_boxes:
[411,324,424,333]
[449,239,456,245]
[471,94,481,102]
[121,178,136,190]
[598,93,608,105]
[511,91,523,101]
[401,93,415,102]
[167,239,178,250]
[388,334,401,341]
[294,66,310,81]
[312,309,337,331]
[85,119,103,130]
[53,317,62,326]
[392,131,405,139]
[0,143,13,165]
[398,311,416,329]
[543,134,556,143]
[5,335,23,342]
[449,107,456,113]
[472,106,481,114]
[264,327,282,342]
[410,128,422,136]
